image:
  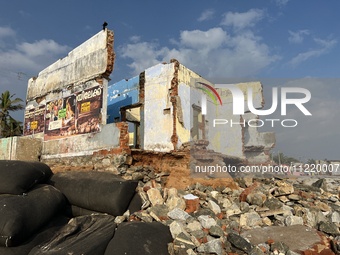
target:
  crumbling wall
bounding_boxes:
[143,63,174,151]
[22,29,116,162]
[0,137,42,161]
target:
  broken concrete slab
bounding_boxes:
[241,225,322,252]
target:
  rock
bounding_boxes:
[262,217,272,226]
[240,201,250,213]
[186,249,197,255]
[196,183,206,192]
[263,197,283,210]
[318,221,340,235]
[186,221,202,233]
[147,188,164,206]
[293,184,321,193]
[210,191,219,199]
[209,225,224,237]
[240,181,261,202]
[226,203,242,217]
[197,239,223,255]
[222,198,232,209]
[132,172,144,180]
[222,187,232,194]
[114,215,125,224]
[168,208,190,221]
[191,229,207,239]
[166,194,186,211]
[150,204,169,219]
[246,192,266,206]
[197,215,217,229]
[174,232,196,250]
[251,246,265,255]
[134,211,153,222]
[288,194,300,201]
[279,196,290,203]
[271,241,290,252]
[331,211,340,223]
[208,200,221,214]
[258,209,286,218]
[302,208,317,227]
[168,242,175,255]
[313,201,330,212]
[169,221,187,239]
[227,233,254,253]
[312,179,328,192]
[275,185,294,196]
[240,212,262,227]
[193,208,216,218]
[284,216,303,226]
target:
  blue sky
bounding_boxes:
[0,0,339,160]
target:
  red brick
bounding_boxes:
[319,249,335,255]
[185,197,200,213]
[239,181,261,202]
[202,228,209,235]
[267,239,275,245]
[216,213,224,219]
[260,246,266,252]
[304,250,312,255]
[202,237,208,243]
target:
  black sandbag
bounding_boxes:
[29,214,116,255]
[0,215,69,255]
[0,184,66,247]
[127,192,142,214]
[104,221,172,255]
[64,204,106,218]
[49,171,138,216]
[0,160,53,195]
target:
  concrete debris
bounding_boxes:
[115,176,340,254]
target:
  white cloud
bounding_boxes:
[274,0,289,7]
[16,39,70,57]
[220,9,264,30]
[288,30,309,44]
[119,26,280,77]
[198,9,215,22]
[290,38,337,67]
[130,36,141,43]
[0,27,16,38]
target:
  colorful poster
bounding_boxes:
[42,85,102,141]
[23,109,35,136]
[34,105,46,134]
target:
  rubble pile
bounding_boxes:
[120,175,340,255]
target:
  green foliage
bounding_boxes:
[0,91,24,138]
[307,158,316,165]
[271,152,299,165]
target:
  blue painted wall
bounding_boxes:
[107,76,139,124]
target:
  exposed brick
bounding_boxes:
[239,181,261,202]
[267,239,275,245]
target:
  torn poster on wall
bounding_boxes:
[23,105,45,136]
[23,85,103,141]
[43,85,103,141]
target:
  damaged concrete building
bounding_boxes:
[14,28,275,178]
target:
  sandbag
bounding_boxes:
[104,221,172,255]
[0,215,69,255]
[49,171,138,216]
[0,184,66,247]
[64,204,105,218]
[29,214,116,255]
[127,192,142,214]
[0,160,53,195]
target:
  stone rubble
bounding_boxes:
[114,173,340,254]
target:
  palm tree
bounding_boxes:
[0,91,24,138]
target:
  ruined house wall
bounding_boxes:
[107,76,139,123]
[143,63,175,151]
[0,137,42,161]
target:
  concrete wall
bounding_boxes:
[42,123,120,159]
[27,29,114,101]
[0,137,42,161]
[143,63,174,151]
[107,76,139,123]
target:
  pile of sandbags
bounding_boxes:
[49,171,139,217]
[0,161,66,254]
[0,160,170,254]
